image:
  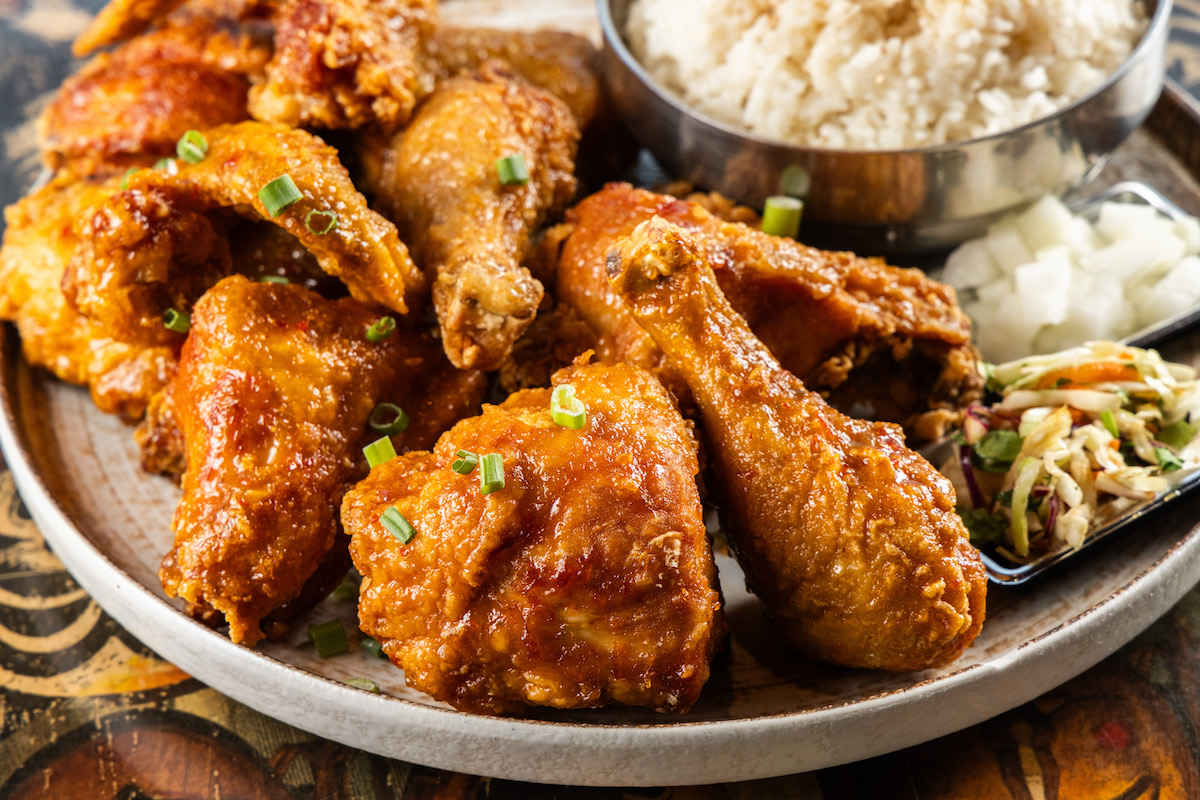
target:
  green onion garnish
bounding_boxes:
[380,506,416,543]
[305,209,338,235]
[451,449,478,475]
[120,167,138,190]
[258,174,303,217]
[260,275,290,284]
[1159,418,1196,451]
[361,636,386,659]
[307,619,349,657]
[761,196,804,238]
[496,154,529,186]
[344,677,379,692]
[1100,409,1119,438]
[332,573,359,602]
[163,308,190,333]
[366,316,396,343]
[480,453,505,495]
[363,435,397,468]
[153,157,179,175]
[368,403,409,435]
[1156,446,1184,473]
[550,384,587,429]
[175,129,208,164]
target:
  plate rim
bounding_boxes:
[4,324,1200,786]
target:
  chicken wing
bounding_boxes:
[0,173,176,418]
[73,0,190,56]
[553,184,982,442]
[609,218,986,671]
[161,275,485,645]
[342,360,725,714]
[248,0,436,131]
[367,62,578,370]
[43,17,269,175]
[63,121,424,347]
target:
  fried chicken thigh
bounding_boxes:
[343,361,725,714]
[609,219,986,671]
[0,173,176,418]
[553,184,982,441]
[367,63,578,370]
[63,121,424,347]
[161,275,484,645]
[249,0,436,131]
[43,17,269,175]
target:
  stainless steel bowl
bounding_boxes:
[597,0,1172,254]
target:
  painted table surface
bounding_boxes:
[4,0,1200,797]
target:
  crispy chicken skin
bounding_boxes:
[343,360,725,714]
[610,219,986,671]
[63,121,424,347]
[161,275,484,645]
[0,174,176,418]
[43,18,269,175]
[553,184,982,441]
[367,63,578,370]
[249,0,436,131]
[420,27,601,129]
[73,0,190,56]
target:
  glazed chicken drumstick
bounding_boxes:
[609,218,987,671]
[367,62,579,370]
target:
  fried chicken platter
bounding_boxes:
[2,0,1194,783]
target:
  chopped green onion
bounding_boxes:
[153,157,179,175]
[550,384,587,429]
[366,316,396,343]
[451,449,479,475]
[175,129,208,164]
[1159,419,1196,451]
[368,403,409,436]
[305,209,338,235]
[260,275,290,285]
[163,307,190,333]
[258,174,303,217]
[1156,446,1184,473]
[360,636,386,659]
[344,677,379,692]
[307,619,349,657]
[778,164,811,198]
[496,154,529,186]
[1100,409,1119,438]
[363,435,397,468]
[761,196,804,238]
[332,573,359,601]
[120,167,138,190]
[480,453,505,495]
[380,506,415,543]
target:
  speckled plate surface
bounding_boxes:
[5,0,1200,789]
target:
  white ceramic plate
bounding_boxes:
[4,325,1200,787]
[5,0,1200,788]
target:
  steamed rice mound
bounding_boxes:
[626,0,1148,150]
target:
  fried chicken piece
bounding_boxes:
[610,219,986,671]
[366,63,578,370]
[343,360,724,714]
[248,0,436,132]
[0,173,175,418]
[161,275,485,645]
[420,26,601,129]
[553,184,982,442]
[73,0,190,56]
[44,17,270,175]
[63,121,424,347]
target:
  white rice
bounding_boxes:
[625,0,1148,150]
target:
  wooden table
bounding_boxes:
[4,1,1200,797]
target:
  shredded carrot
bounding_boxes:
[1034,361,1140,390]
